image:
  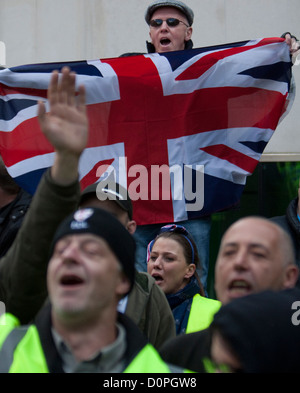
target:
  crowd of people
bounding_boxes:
[0,0,300,374]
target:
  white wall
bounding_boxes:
[0,0,299,158]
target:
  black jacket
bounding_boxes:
[0,189,32,257]
[271,197,300,287]
[159,328,211,373]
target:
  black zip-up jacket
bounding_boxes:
[0,189,32,257]
[271,197,300,287]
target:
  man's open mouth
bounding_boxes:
[60,274,84,287]
[160,38,171,46]
[229,280,252,295]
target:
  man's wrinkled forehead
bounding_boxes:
[151,6,188,20]
[220,218,280,250]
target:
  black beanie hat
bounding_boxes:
[50,207,136,292]
[211,288,300,373]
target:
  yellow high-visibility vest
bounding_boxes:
[0,313,172,373]
[186,294,221,334]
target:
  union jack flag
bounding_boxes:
[0,38,292,225]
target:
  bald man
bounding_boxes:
[214,216,299,304]
[159,217,299,372]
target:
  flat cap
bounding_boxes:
[145,0,194,26]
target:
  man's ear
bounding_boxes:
[283,264,300,289]
[116,272,131,297]
[149,30,153,43]
[185,26,193,42]
[126,220,137,235]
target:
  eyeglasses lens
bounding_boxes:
[150,18,180,28]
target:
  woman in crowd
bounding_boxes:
[147,224,221,335]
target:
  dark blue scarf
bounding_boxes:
[166,275,201,335]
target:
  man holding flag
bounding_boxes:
[132,0,213,288]
[132,0,299,291]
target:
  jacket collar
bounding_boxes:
[34,302,149,373]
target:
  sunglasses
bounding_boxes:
[158,224,190,236]
[149,18,189,28]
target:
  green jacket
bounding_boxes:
[128,271,176,349]
[0,170,175,349]
[0,170,80,323]
[0,306,172,373]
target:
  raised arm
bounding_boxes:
[0,67,88,323]
[38,66,88,185]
